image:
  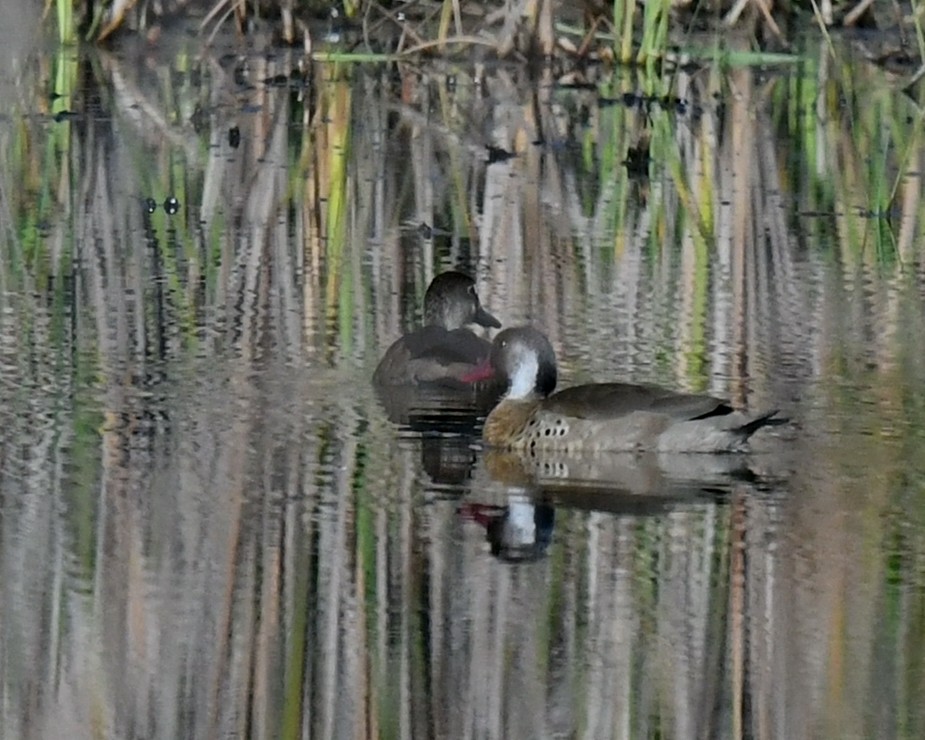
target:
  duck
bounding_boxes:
[372,271,502,387]
[467,326,786,454]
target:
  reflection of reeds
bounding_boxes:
[3,33,925,739]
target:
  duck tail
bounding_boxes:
[737,410,788,438]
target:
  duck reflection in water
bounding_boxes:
[462,452,761,563]
[459,475,748,564]
[459,495,556,563]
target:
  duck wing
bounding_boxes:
[543,382,732,421]
[374,327,493,386]
[402,326,492,364]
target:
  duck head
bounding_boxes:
[489,326,558,399]
[423,271,501,331]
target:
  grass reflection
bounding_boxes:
[1,32,925,740]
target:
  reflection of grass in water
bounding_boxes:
[55,0,75,44]
[7,45,925,382]
[5,39,925,736]
[632,64,711,390]
[70,345,104,575]
[777,42,925,265]
[321,75,353,352]
[151,162,198,346]
[683,236,710,391]
[281,533,310,739]
[593,72,634,254]
[819,337,925,717]
[635,0,670,66]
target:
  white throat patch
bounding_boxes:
[507,352,538,399]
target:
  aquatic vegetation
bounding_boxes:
[38,0,924,79]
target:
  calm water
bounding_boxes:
[1,22,925,740]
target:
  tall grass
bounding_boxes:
[45,0,925,69]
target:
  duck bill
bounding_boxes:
[474,305,502,329]
[460,357,495,384]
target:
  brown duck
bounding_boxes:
[373,271,502,387]
[469,326,785,453]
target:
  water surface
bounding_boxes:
[1,26,925,740]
